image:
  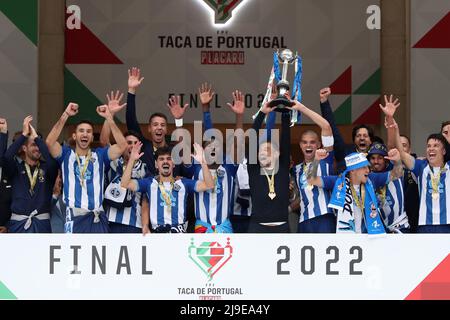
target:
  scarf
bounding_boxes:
[328,176,386,235]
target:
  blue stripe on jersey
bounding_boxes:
[74,159,82,208]
[156,187,165,226]
[440,180,447,225]
[63,156,70,206]
[129,197,138,227]
[425,174,433,225]
[115,208,124,224]
[87,166,95,210]
[216,175,224,225]
[202,193,211,225]
[171,189,179,226]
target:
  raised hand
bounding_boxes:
[22,115,33,136]
[65,103,79,117]
[287,100,306,113]
[199,82,215,105]
[130,141,144,161]
[96,105,113,120]
[315,149,329,161]
[29,124,38,140]
[192,143,206,164]
[227,90,245,115]
[320,88,331,103]
[0,118,7,134]
[128,67,144,92]
[385,148,401,162]
[167,95,188,119]
[379,95,400,118]
[106,90,126,115]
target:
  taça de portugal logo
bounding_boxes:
[201,0,245,24]
[189,238,233,281]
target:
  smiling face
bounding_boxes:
[72,123,94,151]
[354,128,371,152]
[22,137,41,162]
[300,131,320,163]
[426,138,446,167]
[156,153,174,177]
[148,116,167,145]
[349,166,370,185]
[204,139,222,165]
[369,154,387,172]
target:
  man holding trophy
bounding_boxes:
[248,48,309,233]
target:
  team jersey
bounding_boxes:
[295,151,334,222]
[106,158,148,228]
[193,164,238,225]
[412,159,450,226]
[57,146,110,211]
[137,177,197,230]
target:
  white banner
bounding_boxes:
[1,234,449,300]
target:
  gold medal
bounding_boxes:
[263,168,276,200]
[75,150,92,187]
[25,162,39,196]
[430,165,445,201]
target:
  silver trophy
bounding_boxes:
[269,49,298,111]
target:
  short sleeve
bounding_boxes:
[181,178,198,193]
[368,171,390,189]
[137,178,151,193]
[412,158,427,178]
[96,146,110,164]
[55,145,72,165]
[322,175,339,190]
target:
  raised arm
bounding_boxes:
[166,95,188,125]
[319,88,346,161]
[280,110,291,168]
[307,149,329,187]
[121,141,143,192]
[384,148,404,181]
[199,83,215,131]
[289,100,333,151]
[46,103,78,158]
[126,67,145,137]
[226,90,245,162]
[100,91,127,147]
[379,95,415,170]
[96,104,127,161]
[191,143,214,192]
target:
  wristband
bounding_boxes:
[321,135,334,148]
[175,118,183,127]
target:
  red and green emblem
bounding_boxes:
[189,238,233,280]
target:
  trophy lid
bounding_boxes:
[279,49,294,61]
